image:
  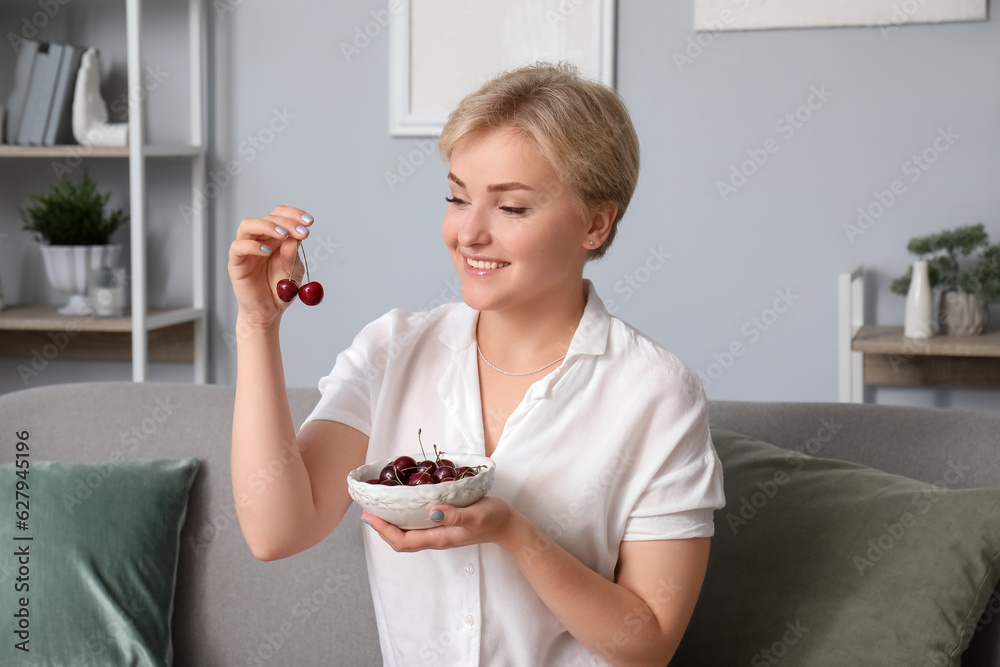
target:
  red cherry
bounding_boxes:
[437,458,455,469]
[380,479,401,486]
[365,478,380,485]
[433,466,456,483]
[392,456,417,470]
[299,281,324,306]
[415,460,437,476]
[276,279,298,302]
[406,471,434,486]
[378,465,402,484]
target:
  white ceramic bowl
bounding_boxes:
[347,453,495,530]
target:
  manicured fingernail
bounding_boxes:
[295,225,309,235]
[301,214,313,223]
[430,510,444,522]
[362,518,372,527]
[274,226,287,235]
[261,245,272,254]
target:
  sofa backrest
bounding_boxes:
[1,383,996,666]
[0,381,381,667]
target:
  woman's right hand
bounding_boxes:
[228,205,315,328]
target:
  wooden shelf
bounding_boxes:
[0,144,204,158]
[852,325,1000,358]
[851,325,1000,388]
[0,304,204,331]
[0,305,201,362]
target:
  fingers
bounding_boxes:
[269,204,314,226]
[228,237,284,268]
[362,513,412,551]
[235,214,312,243]
[361,511,466,553]
[230,206,315,268]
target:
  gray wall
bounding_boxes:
[1,1,998,414]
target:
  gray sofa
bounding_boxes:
[0,381,997,665]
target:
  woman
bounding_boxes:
[229,61,725,666]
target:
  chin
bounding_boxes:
[457,280,506,312]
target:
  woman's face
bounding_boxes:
[442,128,592,313]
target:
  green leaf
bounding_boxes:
[18,167,129,246]
[957,244,1000,305]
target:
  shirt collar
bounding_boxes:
[438,279,610,359]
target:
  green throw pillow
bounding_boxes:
[672,427,1000,667]
[0,458,199,667]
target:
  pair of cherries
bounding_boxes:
[276,239,323,306]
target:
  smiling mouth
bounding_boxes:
[466,257,510,270]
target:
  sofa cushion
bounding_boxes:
[0,457,199,666]
[672,427,1000,667]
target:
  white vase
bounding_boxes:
[38,244,122,315]
[904,260,935,339]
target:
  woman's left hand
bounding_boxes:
[362,497,517,552]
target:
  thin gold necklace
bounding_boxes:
[477,344,566,377]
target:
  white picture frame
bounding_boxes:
[390,0,616,136]
[694,0,988,32]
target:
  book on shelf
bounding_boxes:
[5,40,86,146]
[16,42,60,145]
[43,44,84,146]
[4,40,40,145]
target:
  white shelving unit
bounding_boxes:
[0,0,208,383]
[838,265,865,403]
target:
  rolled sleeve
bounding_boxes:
[300,325,379,437]
[622,449,725,540]
[621,376,726,541]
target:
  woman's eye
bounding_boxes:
[445,196,526,215]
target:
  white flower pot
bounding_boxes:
[38,244,122,315]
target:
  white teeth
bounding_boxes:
[467,258,509,270]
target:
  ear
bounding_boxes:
[582,201,617,249]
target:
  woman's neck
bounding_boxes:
[475,281,587,372]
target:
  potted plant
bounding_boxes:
[891,223,1000,335]
[19,167,128,315]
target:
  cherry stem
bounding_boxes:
[288,241,298,281]
[297,240,311,283]
[417,428,427,461]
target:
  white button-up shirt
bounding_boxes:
[302,280,725,666]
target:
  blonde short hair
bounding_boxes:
[438,61,640,260]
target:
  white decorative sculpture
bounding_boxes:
[72,48,128,147]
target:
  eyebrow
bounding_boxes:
[448,172,535,193]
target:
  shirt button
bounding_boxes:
[464,615,475,627]
[464,563,475,574]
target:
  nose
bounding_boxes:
[456,203,491,248]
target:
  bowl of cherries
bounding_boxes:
[347,429,495,530]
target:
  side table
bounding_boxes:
[838,266,1000,402]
